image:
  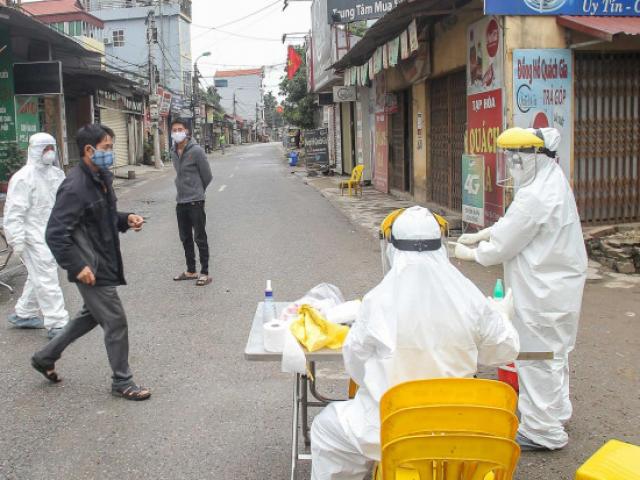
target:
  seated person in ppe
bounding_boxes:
[3,133,69,338]
[455,127,588,451]
[311,206,520,480]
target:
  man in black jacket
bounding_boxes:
[31,124,150,401]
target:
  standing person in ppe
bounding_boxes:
[311,206,520,480]
[455,127,588,451]
[3,133,69,338]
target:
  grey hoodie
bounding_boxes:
[172,138,213,203]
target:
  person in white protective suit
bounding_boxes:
[310,206,520,480]
[455,127,588,451]
[3,133,69,338]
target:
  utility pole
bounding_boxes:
[147,10,162,169]
[192,70,199,141]
[232,91,236,144]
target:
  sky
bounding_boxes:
[190,0,311,97]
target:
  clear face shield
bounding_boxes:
[496,147,537,190]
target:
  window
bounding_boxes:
[214,79,228,88]
[112,30,125,47]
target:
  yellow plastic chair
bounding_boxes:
[575,440,640,480]
[340,165,364,196]
[380,379,518,423]
[382,435,520,480]
[381,405,519,448]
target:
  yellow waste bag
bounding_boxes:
[290,304,349,352]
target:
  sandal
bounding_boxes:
[112,384,151,401]
[174,271,198,281]
[196,275,212,286]
[31,357,61,383]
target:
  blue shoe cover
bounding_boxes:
[516,431,551,451]
[47,327,64,339]
[7,313,44,329]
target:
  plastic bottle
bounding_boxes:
[493,278,505,299]
[263,280,277,324]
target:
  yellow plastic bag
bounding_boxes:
[290,304,349,352]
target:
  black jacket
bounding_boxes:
[46,161,131,286]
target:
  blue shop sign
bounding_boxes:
[485,0,640,16]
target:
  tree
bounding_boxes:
[263,91,284,129]
[279,46,315,130]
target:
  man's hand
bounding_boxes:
[128,214,144,232]
[77,266,96,286]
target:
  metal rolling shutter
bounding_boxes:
[99,107,129,168]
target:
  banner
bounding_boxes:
[373,112,388,193]
[467,88,503,225]
[15,96,40,150]
[467,16,503,94]
[462,155,485,227]
[513,49,572,178]
[328,0,403,23]
[485,0,640,16]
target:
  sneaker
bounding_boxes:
[47,327,64,339]
[516,431,551,451]
[7,313,44,329]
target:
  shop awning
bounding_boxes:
[0,6,101,58]
[62,67,145,97]
[557,16,640,42]
[330,0,471,71]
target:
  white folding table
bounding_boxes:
[244,302,553,480]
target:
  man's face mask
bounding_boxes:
[41,149,56,166]
[90,146,114,170]
[171,130,187,144]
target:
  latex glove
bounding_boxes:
[486,289,514,323]
[458,228,491,245]
[454,243,477,262]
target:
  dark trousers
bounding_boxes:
[176,201,209,275]
[33,284,133,389]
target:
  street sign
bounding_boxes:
[13,62,63,95]
[304,128,329,170]
[333,86,357,102]
[462,154,485,227]
[485,0,640,16]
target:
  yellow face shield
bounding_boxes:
[379,208,449,275]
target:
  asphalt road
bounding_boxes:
[1,143,638,480]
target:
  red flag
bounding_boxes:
[287,46,302,80]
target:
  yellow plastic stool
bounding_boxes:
[576,440,640,480]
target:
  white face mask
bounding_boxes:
[171,131,187,144]
[42,150,56,165]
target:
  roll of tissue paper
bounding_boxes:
[263,320,287,353]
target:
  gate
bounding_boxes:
[429,70,466,211]
[574,52,640,224]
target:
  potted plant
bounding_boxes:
[0,142,25,193]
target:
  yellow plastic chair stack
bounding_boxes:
[376,378,521,480]
[575,440,640,480]
[340,165,365,197]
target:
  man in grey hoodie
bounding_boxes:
[171,119,213,286]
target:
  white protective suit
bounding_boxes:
[472,128,588,449]
[3,133,69,330]
[310,206,520,480]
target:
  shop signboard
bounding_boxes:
[467,88,503,225]
[374,112,388,193]
[485,0,640,16]
[15,96,40,150]
[512,49,572,178]
[467,16,503,94]
[0,26,16,170]
[13,62,63,95]
[462,154,485,227]
[327,0,403,23]
[304,128,329,170]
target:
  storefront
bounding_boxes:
[95,90,144,169]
